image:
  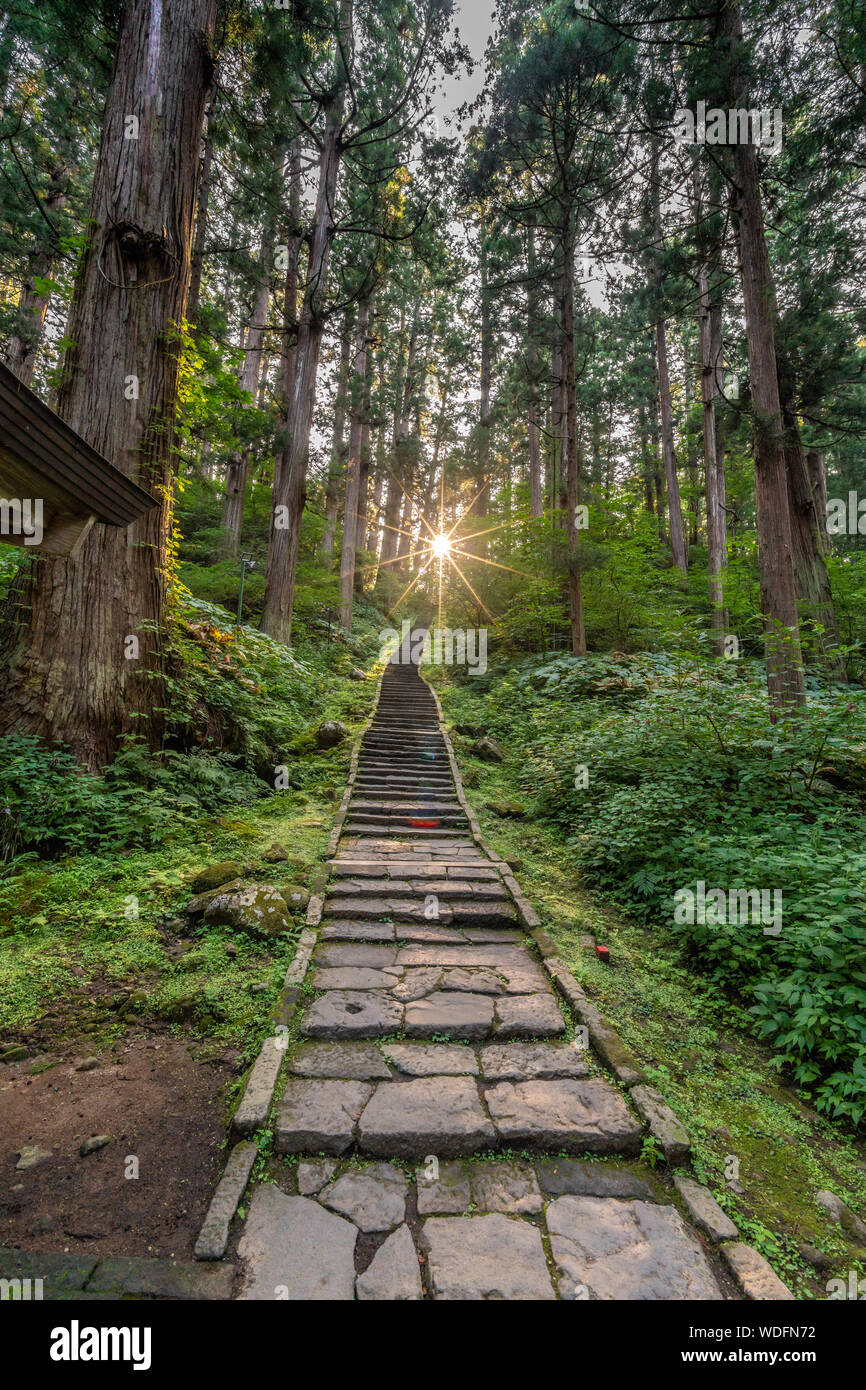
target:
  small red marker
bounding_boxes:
[596,944,610,964]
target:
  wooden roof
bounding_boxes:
[0,361,157,555]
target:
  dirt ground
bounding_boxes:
[0,1029,238,1259]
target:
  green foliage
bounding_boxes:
[455,651,866,1123]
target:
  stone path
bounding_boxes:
[233,644,776,1300]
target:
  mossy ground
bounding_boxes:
[430,666,866,1299]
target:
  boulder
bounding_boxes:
[189,861,245,895]
[315,721,349,749]
[487,801,526,819]
[203,883,291,937]
[472,737,504,763]
[816,1190,866,1244]
[349,668,367,682]
[185,879,244,916]
[262,842,289,863]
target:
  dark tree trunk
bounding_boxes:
[187,127,213,326]
[0,0,217,769]
[261,0,351,643]
[527,229,543,518]
[221,223,273,554]
[339,297,371,630]
[718,0,805,713]
[560,209,585,656]
[320,320,352,565]
[782,404,844,678]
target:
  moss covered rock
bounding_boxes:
[203,883,290,937]
[189,861,245,895]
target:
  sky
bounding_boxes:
[433,0,497,128]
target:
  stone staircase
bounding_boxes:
[230,641,784,1299]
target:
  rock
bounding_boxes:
[320,1162,408,1232]
[315,943,398,968]
[290,1042,392,1080]
[416,1160,472,1215]
[485,1079,642,1154]
[452,722,481,737]
[203,883,290,937]
[0,1044,28,1063]
[349,668,368,682]
[233,1038,287,1135]
[297,1159,338,1196]
[194,1141,257,1260]
[160,990,204,1023]
[185,880,244,915]
[721,1242,794,1300]
[798,1242,831,1270]
[673,1174,738,1243]
[487,801,526,819]
[16,1144,52,1169]
[316,721,349,749]
[494,993,566,1039]
[189,861,244,895]
[262,843,289,863]
[391,968,443,1002]
[358,1077,497,1157]
[630,1084,690,1165]
[79,1135,112,1156]
[536,1157,656,1201]
[382,1043,478,1077]
[275,1079,373,1154]
[403,992,494,1040]
[547,1196,722,1300]
[237,1188,357,1300]
[75,1057,100,1072]
[472,737,505,763]
[815,1190,866,1243]
[312,967,400,992]
[800,1251,834,1273]
[284,885,311,914]
[421,1214,555,1300]
[469,1160,542,1214]
[301,990,403,1040]
[479,1043,588,1082]
[357,1224,423,1300]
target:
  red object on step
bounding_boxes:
[596,944,610,964]
[408,818,440,828]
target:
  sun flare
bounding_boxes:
[431,533,451,558]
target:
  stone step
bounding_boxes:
[327,879,511,901]
[275,1073,642,1158]
[342,823,468,837]
[321,897,518,925]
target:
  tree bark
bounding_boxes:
[221,223,273,554]
[320,320,352,565]
[560,207,586,656]
[187,126,213,326]
[4,161,69,385]
[0,0,217,768]
[782,405,844,677]
[718,0,805,712]
[339,297,371,630]
[527,228,543,518]
[261,0,352,643]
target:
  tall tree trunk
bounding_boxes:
[718,0,805,713]
[527,228,543,518]
[651,139,688,576]
[261,0,351,643]
[560,207,586,656]
[187,126,213,326]
[782,403,844,677]
[366,439,385,556]
[699,262,727,654]
[221,222,273,554]
[339,297,371,630]
[0,0,217,768]
[320,320,352,565]
[353,417,371,596]
[468,228,491,548]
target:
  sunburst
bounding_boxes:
[368,469,535,627]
